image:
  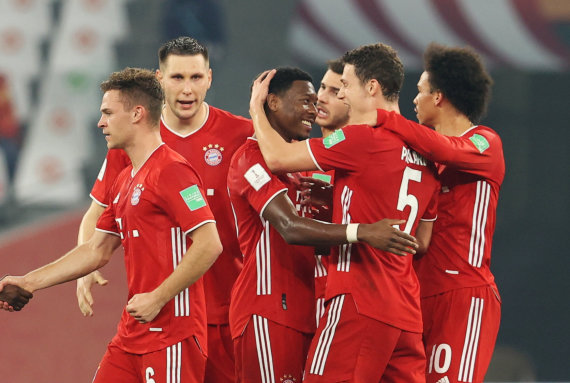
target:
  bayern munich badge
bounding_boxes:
[203,144,224,166]
[131,184,144,205]
[280,374,296,383]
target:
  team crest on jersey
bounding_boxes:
[203,144,224,166]
[279,374,296,383]
[131,184,144,205]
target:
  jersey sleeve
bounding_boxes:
[231,148,288,216]
[306,125,373,173]
[157,162,216,235]
[95,204,120,236]
[420,183,439,222]
[377,109,504,181]
[90,149,130,206]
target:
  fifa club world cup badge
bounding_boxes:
[131,184,144,206]
[280,375,296,383]
[203,144,224,166]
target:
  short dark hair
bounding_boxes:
[158,36,209,68]
[254,67,313,113]
[266,67,313,97]
[326,58,344,75]
[342,43,404,102]
[100,67,164,123]
[423,43,493,124]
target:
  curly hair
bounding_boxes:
[342,43,404,102]
[424,43,493,124]
[158,36,209,67]
[100,67,164,123]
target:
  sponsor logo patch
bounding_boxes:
[311,173,332,183]
[179,185,207,211]
[469,133,490,153]
[244,163,271,191]
[323,129,345,148]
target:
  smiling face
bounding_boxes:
[156,54,212,123]
[269,80,317,142]
[413,71,439,127]
[316,69,349,134]
[98,90,135,149]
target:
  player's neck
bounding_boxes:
[162,102,208,136]
[435,111,473,137]
[125,128,163,173]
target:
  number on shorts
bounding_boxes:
[428,343,452,374]
[145,367,156,383]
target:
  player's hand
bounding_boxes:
[249,69,276,117]
[298,176,333,213]
[126,292,163,324]
[0,275,32,312]
[76,270,108,316]
[359,219,419,256]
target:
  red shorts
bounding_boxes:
[233,314,312,383]
[304,294,425,383]
[422,286,501,383]
[92,336,206,383]
[204,323,235,383]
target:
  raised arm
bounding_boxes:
[262,191,418,256]
[377,109,499,176]
[125,222,222,323]
[249,70,316,173]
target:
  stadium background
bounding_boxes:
[0,0,568,381]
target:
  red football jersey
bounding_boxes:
[307,170,335,322]
[227,138,316,338]
[96,144,215,354]
[307,124,439,333]
[90,148,130,206]
[90,104,253,324]
[377,110,505,297]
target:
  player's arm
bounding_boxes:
[126,222,222,323]
[250,69,316,173]
[377,109,496,175]
[262,191,418,256]
[415,220,434,254]
[0,231,121,309]
[76,201,110,316]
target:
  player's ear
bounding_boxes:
[434,90,444,106]
[368,79,381,97]
[132,105,144,123]
[266,93,280,112]
[155,69,163,84]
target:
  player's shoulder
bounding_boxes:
[209,105,252,126]
[231,138,262,165]
[466,125,504,151]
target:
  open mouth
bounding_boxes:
[317,107,328,119]
[178,100,195,109]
